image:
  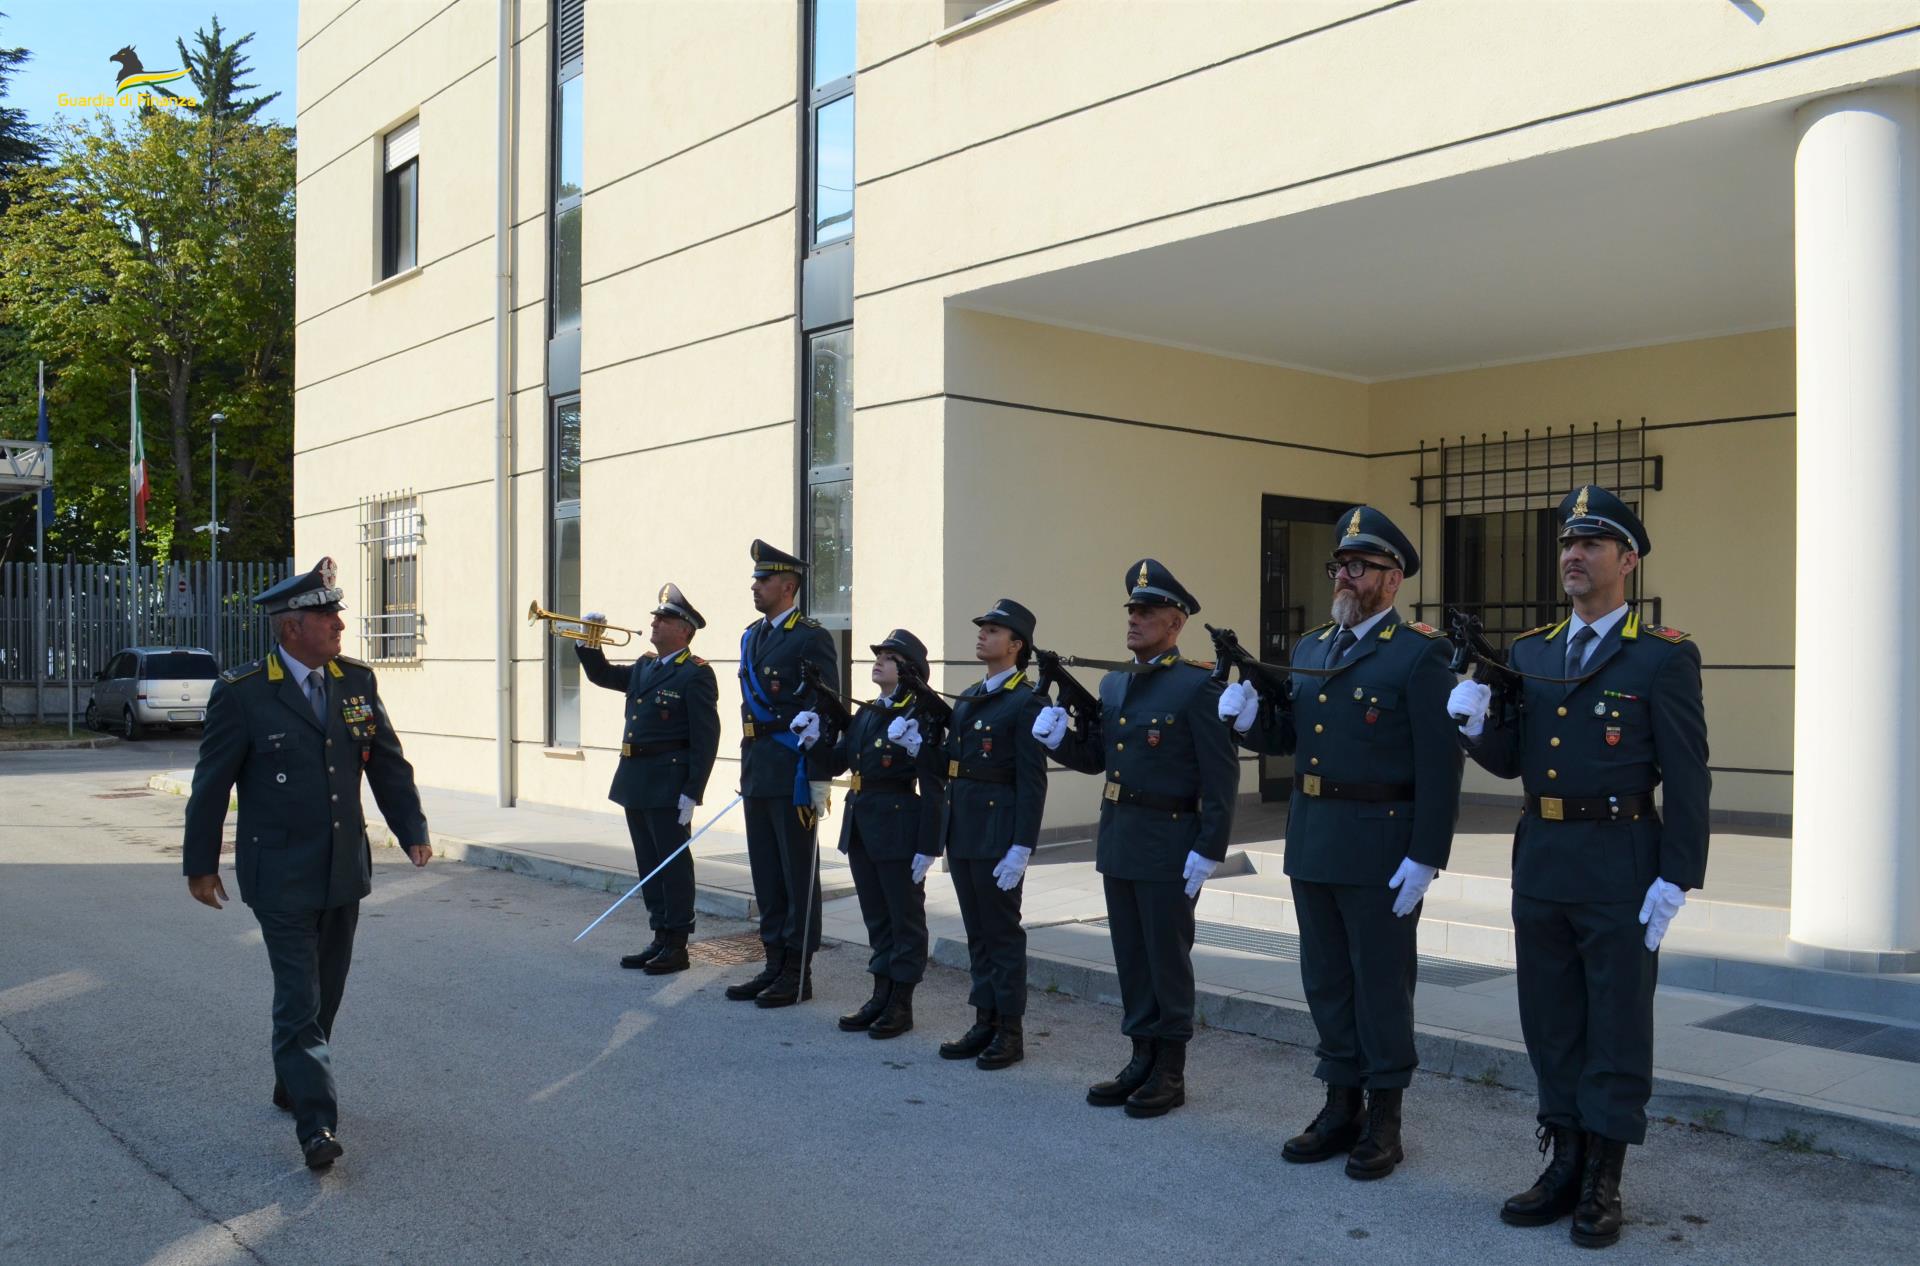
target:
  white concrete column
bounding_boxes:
[1789,85,1920,972]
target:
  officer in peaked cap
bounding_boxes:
[181,557,430,1171]
[1221,507,1461,1178]
[1449,485,1707,1248]
[727,540,841,1008]
[932,598,1048,1069]
[1037,560,1238,1117]
[793,627,946,1040]
[576,583,719,976]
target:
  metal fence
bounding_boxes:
[0,559,294,685]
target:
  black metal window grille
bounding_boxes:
[358,492,423,662]
[1411,419,1662,646]
[555,0,585,68]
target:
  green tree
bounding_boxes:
[177,17,280,123]
[0,105,294,563]
[0,9,45,564]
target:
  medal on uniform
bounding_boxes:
[770,679,781,695]
[1605,725,1622,747]
[1147,728,1161,748]
[1353,687,1364,700]
[974,719,983,730]
[1364,707,1379,725]
[982,737,993,755]
[881,754,893,768]
[1593,701,1607,716]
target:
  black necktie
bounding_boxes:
[1566,626,1597,677]
[305,670,327,723]
[1330,627,1357,663]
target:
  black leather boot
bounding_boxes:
[642,930,689,975]
[755,953,813,1008]
[1500,1125,1587,1227]
[840,975,892,1031]
[725,945,783,1001]
[939,1009,997,1060]
[1124,1039,1186,1117]
[868,981,915,1039]
[620,934,666,970]
[1570,1134,1628,1249]
[1345,1088,1404,1180]
[1282,1084,1365,1163]
[1087,1038,1156,1107]
[976,1015,1024,1070]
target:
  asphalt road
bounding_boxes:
[2,741,1915,1265]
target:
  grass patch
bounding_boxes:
[0,724,97,742]
[1775,1128,1817,1153]
[1473,1066,1502,1087]
[1696,1107,1727,1132]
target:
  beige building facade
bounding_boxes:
[293,2,1920,964]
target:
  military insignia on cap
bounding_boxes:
[1573,486,1591,518]
[1137,560,1150,588]
[659,584,670,603]
[319,557,337,588]
[1348,509,1363,537]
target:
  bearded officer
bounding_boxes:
[1034,560,1238,1118]
[726,540,840,1008]
[576,584,719,975]
[181,558,430,1170]
[1221,508,1460,1178]
[1450,485,1708,1249]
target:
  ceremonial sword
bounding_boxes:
[572,795,744,943]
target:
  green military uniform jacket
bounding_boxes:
[182,649,428,912]
[1237,609,1461,885]
[737,609,839,798]
[1466,612,1710,904]
[939,670,1048,861]
[1051,651,1239,882]
[578,644,720,811]
[824,692,947,862]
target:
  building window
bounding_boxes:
[381,118,419,278]
[551,49,583,334]
[805,328,852,626]
[358,492,423,661]
[1415,423,1662,644]
[806,0,855,249]
[550,398,582,746]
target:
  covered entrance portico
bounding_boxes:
[938,82,1920,970]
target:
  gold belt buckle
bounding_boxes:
[621,743,632,757]
[1103,781,1121,803]
[1300,773,1322,797]
[948,760,960,778]
[743,722,757,739]
[1539,796,1565,821]
[850,774,863,793]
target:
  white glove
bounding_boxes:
[992,844,1032,890]
[1032,705,1068,750]
[1387,857,1438,918]
[1448,679,1493,738]
[1217,681,1261,734]
[1182,851,1219,899]
[911,854,936,885]
[1638,877,1687,951]
[564,609,607,636]
[809,780,831,818]
[887,715,922,757]
[676,794,696,826]
[789,710,822,749]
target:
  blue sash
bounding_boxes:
[740,624,812,808]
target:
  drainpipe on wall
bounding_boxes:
[493,0,517,807]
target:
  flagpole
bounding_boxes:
[129,367,138,646]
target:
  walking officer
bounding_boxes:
[576,584,720,975]
[726,540,840,1008]
[937,599,1048,1069]
[790,629,945,1039]
[1219,508,1460,1176]
[181,557,430,1170]
[1449,485,1709,1249]
[1035,560,1238,1118]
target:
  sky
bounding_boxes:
[5,0,298,134]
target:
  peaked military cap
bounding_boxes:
[1557,484,1650,557]
[1334,505,1420,578]
[749,539,807,577]
[1124,558,1201,615]
[650,582,705,630]
[870,628,931,682]
[255,557,345,615]
[972,598,1037,647]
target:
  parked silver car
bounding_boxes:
[89,646,219,739]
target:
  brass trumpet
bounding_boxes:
[527,600,635,649]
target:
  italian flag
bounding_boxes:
[130,371,149,531]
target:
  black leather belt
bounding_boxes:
[1525,791,1655,822]
[947,761,1014,784]
[621,740,688,758]
[1297,774,1414,802]
[850,775,916,795]
[1103,781,1199,814]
